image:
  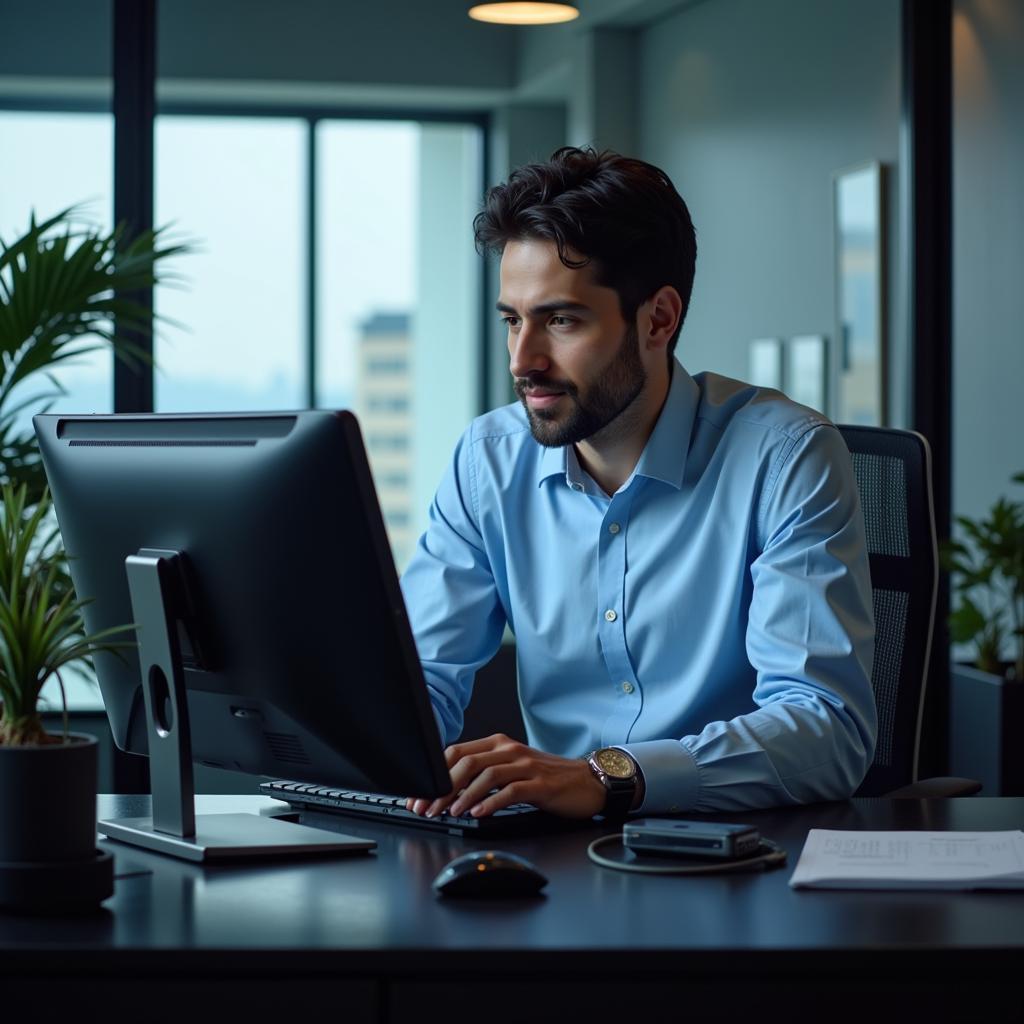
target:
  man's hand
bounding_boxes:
[405,733,607,820]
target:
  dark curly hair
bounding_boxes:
[474,147,697,354]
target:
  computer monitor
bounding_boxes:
[34,410,451,861]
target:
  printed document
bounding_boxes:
[789,830,1024,890]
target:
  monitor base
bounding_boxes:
[98,812,376,863]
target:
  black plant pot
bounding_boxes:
[0,732,113,913]
[950,664,1024,797]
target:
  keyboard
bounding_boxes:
[260,780,558,836]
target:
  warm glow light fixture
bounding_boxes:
[468,2,580,26]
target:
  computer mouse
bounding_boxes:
[432,849,548,899]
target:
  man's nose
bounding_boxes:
[508,323,550,378]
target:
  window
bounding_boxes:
[0,111,115,430]
[317,120,482,570]
[2,102,484,707]
[153,113,484,571]
[0,110,115,712]
[154,116,307,412]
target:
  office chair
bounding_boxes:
[839,424,980,798]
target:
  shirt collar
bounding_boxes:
[632,359,700,490]
[534,359,700,492]
[536,432,568,486]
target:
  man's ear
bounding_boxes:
[642,286,683,353]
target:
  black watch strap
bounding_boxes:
[587,748,638,820]
[600,774,636,820]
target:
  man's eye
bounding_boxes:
[500,316,520,328]
[550,315,575,327]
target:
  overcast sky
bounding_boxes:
[0,110,418,420]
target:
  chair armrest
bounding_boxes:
[884,776,983,798]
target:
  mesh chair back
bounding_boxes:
[838,425,938,796]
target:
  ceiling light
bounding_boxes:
[468,2,580,26]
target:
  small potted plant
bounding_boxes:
[941,472,1024,795]
[0,484,135,912]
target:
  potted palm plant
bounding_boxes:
[0,207,189,911]
[941,473,1024,796]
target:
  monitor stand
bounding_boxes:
[97,549,375,863]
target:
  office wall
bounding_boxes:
[636,0,903,422]
[486,104,569,407]
[952,0,1024,525]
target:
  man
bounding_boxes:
[402,147,876,822]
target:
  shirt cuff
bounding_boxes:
[616,739,701,815]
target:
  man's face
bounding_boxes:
[498,239,647,448]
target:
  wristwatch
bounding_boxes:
[586,747,639,819]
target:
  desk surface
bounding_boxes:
[4,796,1024,1019]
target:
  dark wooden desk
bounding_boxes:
[4,796,1024,1022]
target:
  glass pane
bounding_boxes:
[0,111,114,428]
[317,120,481,571]
[0,110,114,712]
[154,115,306,412]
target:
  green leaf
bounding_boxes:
[0,483,137,741]
[949,598,987,644]
[0,206,196,497]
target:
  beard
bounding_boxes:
[513,324,647,448]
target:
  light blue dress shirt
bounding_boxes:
[400,361,877,813]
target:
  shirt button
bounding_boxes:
[621,681,634,694]
[604,609,617,622]
[608,522,621,535]
[571,482,584,492]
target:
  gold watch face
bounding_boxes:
[594,748,635,779]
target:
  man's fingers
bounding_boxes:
[408,736,559,818]
[407,742,519,817]
[406,793,454,817]
[406,756,513,818]
[449,762,530,816]
[447,748,517,790]
[408,761,528,819]
[409,747,604,820]
[444,752,530,813]
[406,735,527,815]
[462,781,532,818]
[443,733,520,767]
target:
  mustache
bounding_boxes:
[513,375,578,399]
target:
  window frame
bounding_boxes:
[0,96,493,417]
[1,95,492,713]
